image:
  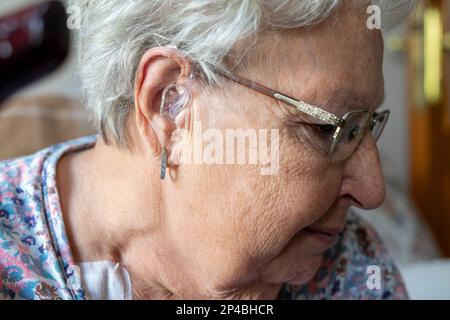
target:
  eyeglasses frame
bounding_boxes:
[215,70,390,157]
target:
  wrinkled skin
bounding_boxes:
[58,2,386,299]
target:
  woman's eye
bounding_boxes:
[316,124,336,134]
[310,124,336,138]
[289,120,336,146]
[293,123,336,144]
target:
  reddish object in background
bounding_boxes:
[0,1,69,104]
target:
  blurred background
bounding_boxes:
[0,0,449,299]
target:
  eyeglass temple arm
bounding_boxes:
[216,70,343,127]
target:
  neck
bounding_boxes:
[57,138,177,299]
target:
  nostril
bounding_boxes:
[343,194,363,207]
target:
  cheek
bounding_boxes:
[279,133,342,213]
[233,134,343,262]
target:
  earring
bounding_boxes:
[160,147,168,180]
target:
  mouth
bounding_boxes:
[302,226,342,246]
[304,226,342,237]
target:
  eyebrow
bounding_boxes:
[322,88,386,116]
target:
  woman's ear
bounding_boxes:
[133,47,193,158]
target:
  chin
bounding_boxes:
[285,255,323,286]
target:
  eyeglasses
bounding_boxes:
[216,71,390,162]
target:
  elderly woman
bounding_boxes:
[0,0,415,300]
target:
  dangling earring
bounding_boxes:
[160,147,168,180]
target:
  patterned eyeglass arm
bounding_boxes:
[273,94,342,127]
[216,70,343,127]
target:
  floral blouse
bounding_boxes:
[0,136,409,300]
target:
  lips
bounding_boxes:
[302,226,343,247]
[303,226,342,237]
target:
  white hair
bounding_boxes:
[72,0,416,145]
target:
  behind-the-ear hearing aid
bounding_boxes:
[159,75,193,180]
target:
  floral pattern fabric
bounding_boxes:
[0,136,408,300]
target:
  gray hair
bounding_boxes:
[73,0,416,145]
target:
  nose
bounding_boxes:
[341,133,386,210]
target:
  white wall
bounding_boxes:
[378,23,410,190]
